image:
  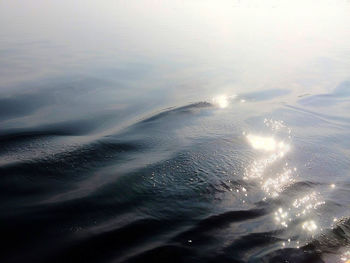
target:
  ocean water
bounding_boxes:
[1,1,350,262]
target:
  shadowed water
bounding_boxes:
[1,1,350,262]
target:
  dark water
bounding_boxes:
[1,1,350,262]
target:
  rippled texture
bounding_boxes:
[1,1,350,263]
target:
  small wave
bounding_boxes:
[173,209,267,243]
[138,102,212,124]
[49,218,174,263]
[123,245,196,263]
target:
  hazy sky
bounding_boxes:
[1,0,350,100]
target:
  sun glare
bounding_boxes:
[212,95,229,108]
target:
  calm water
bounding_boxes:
[1,1,350,262]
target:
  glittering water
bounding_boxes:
[1,1,350,262]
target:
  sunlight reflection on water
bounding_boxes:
[242,118,329,250]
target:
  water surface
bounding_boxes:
[1,1,350,262]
